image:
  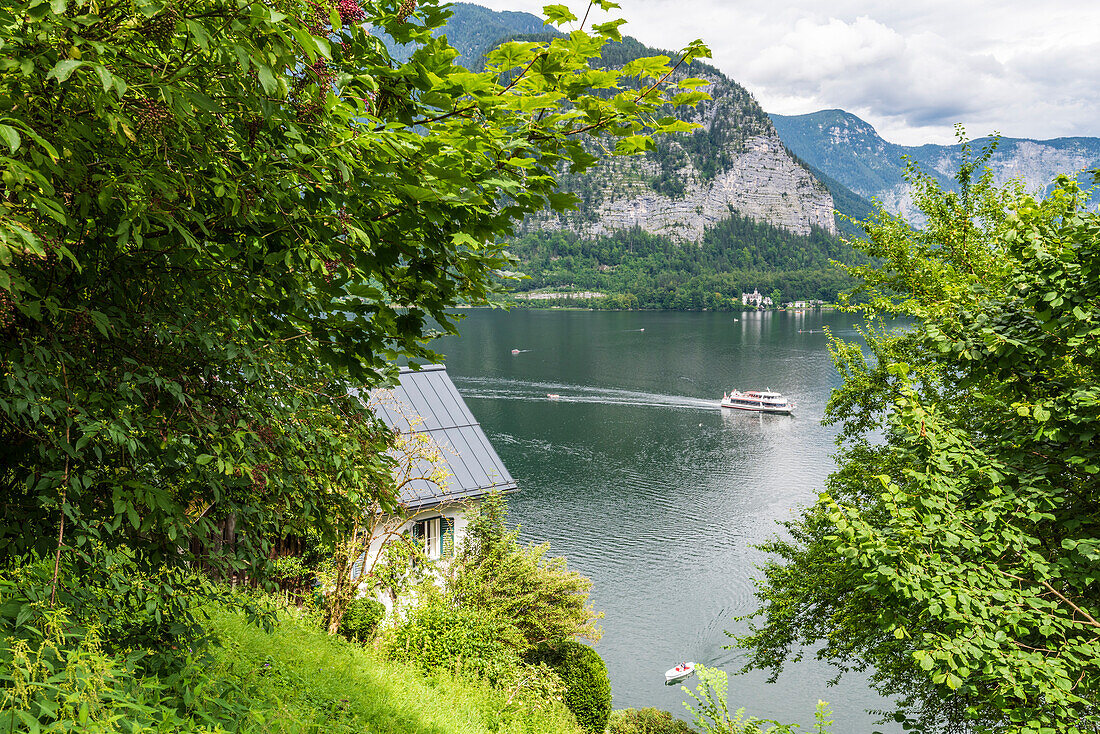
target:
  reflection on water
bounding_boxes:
[435,309,898,734]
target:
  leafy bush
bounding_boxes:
[0,607,211,732]
[610,708,695,734]
[682,666,832,734]
[450,493,602,649]
[384,597,524,684]
[531,641,612,734]
[337,597,385,644]
[0,552,217,677]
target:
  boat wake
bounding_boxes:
[452,376,720,412]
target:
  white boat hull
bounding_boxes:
[721,400,793,415]
[665,662,696,683]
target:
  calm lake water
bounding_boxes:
[435,309,898,733]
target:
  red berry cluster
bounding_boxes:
[397,0,417,22]
[141,5,178,44]
[0,291,14,332]
[323,258,340,283]
[244,115,263,146]
[337,0,365,23]
[292,98,322,124]
[251,422,276,447]
[69,308,92,337]
[250,463,271,492]
[303,0,329,35]
[306,58,336,87]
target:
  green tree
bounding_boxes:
[737,135,1100,732]
[0,0,710,650]
[450,493,602,648]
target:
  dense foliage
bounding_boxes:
[336,596,385,643]
[0,0,710,668]
[737,137,1100,732]
[508,217,858,308]
[385,593,524,680]
[609,707,694,734]
[0,599,585,733]
[530,641,612,734]
[381,493,601,722]
[683,665,834,734]
[450,493,602,648]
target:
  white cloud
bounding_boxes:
[469,0,1100,146]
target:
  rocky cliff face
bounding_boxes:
[384,6,841,243]
[529,129,835,241]
[525,65,837,242]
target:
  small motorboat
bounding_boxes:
[546,393,560,400]
[665,661,695,684]
[511,349,520,354]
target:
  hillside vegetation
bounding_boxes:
[508,214,859,310]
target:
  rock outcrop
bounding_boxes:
[530,130,835,241]
[524,61,837,242]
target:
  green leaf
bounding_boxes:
[614,135,655,155]
[542,4,577,25]
[46,59,84,83]
[256,64,277,94]
[185,20,212,50]
[0,124,20,153]
[591,19,626,42]
[88,310,110,336]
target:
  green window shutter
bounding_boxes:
[441,517,454,558]
[410,521,423,541]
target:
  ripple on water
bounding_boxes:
[438,310,900,734]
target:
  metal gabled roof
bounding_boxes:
[371,364,517,511]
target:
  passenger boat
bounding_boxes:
[721,389,793,415]
[665,661,695,683]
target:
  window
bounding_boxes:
[410,516,455,560]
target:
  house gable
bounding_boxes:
[372,364,518,511]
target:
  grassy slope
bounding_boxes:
[200,607,581,734]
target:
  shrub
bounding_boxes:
[531,641,612,734]
[338,597,385,643]
[611,708,695,734]
[450,493,602,650]
[383,598,524,684]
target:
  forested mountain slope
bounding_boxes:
[524,36,837,241]
[375,4,866,305]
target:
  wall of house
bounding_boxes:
[360,501,476,615]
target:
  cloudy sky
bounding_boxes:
[472,0,1100,146]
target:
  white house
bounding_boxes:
[741,289,773,308]
[355,364,518,611]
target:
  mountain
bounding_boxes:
[522,37,838,242]
[372,5,870,304]
[380,5,842,241]
[771,109,1100,221]
[375,2,559,63]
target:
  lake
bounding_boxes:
[435,308,898,733]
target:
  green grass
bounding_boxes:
[198,607,582,734]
